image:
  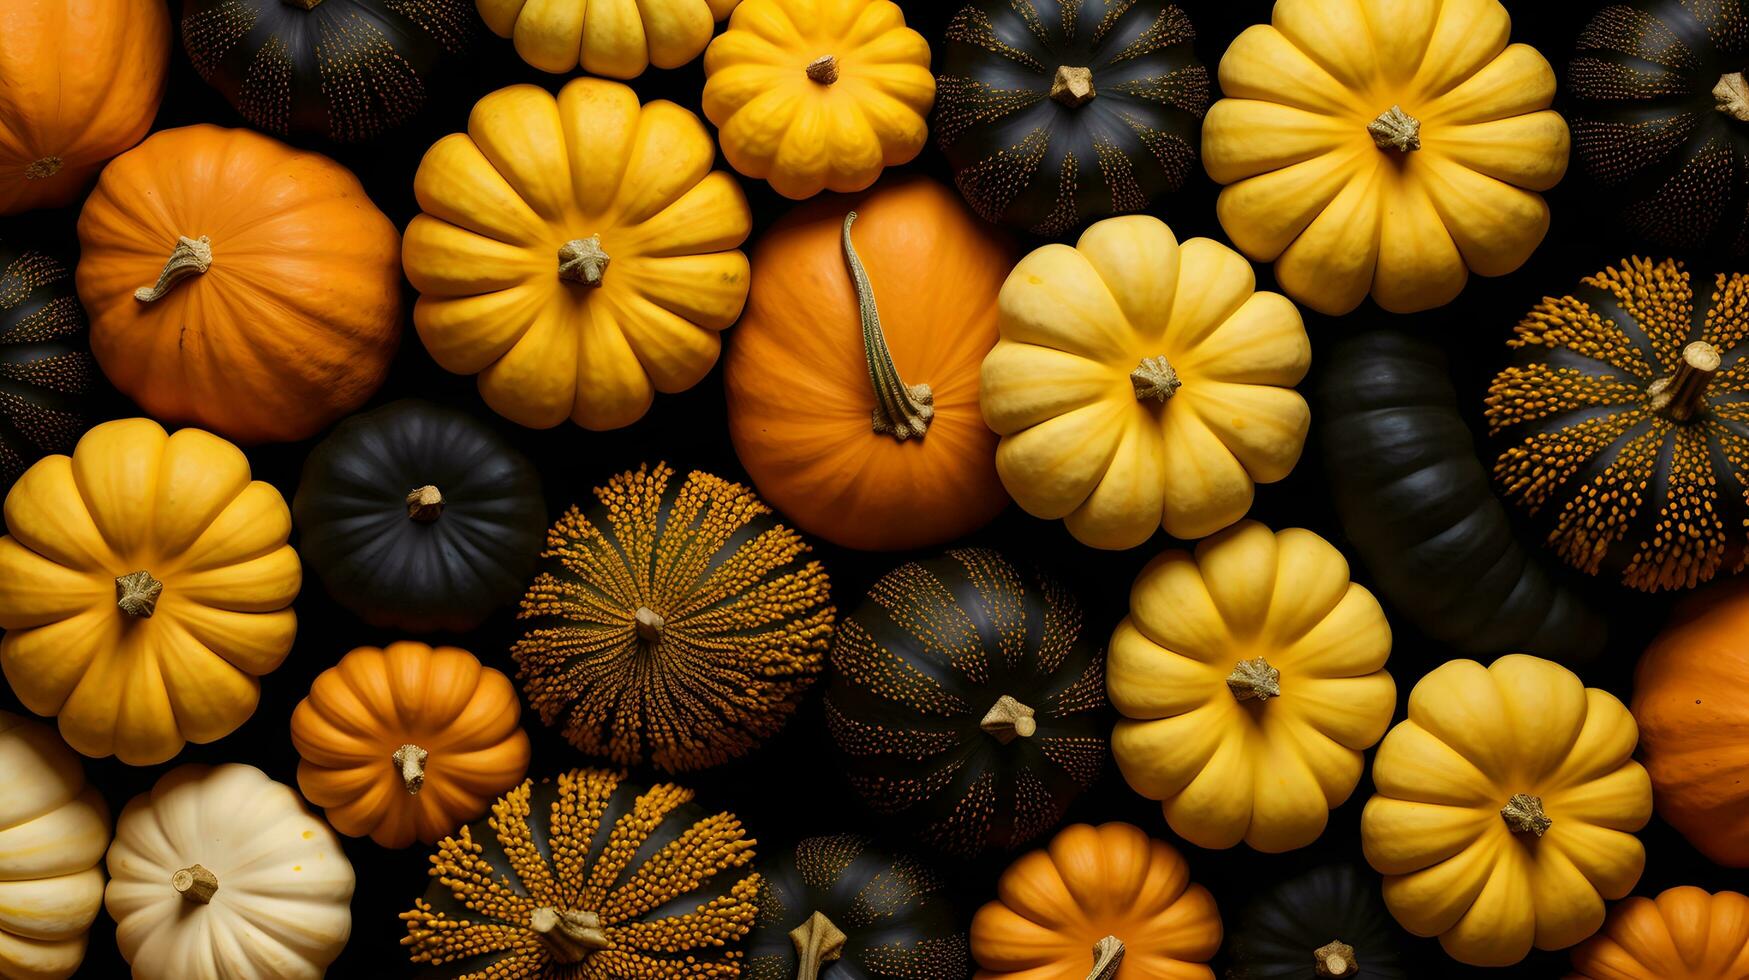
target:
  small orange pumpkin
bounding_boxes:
[1568,887,1749,979]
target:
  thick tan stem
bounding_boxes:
[1501,793,1552,837]
[23,157,61,180]
[980,695,1037,744]
[115,571,163,618]
[393,744,428,795]
[558,236,610,286]
[134,235,212,302]
[635,607,666,644]
[1050,66,1096,107]
[1131,355,1181,402]
[1648,341,1721,422]
[406,485,445,523]
[172,865,218,904]
[843,212,933,441]
[806,56,839,85]
[1716,73,1749,121]
[1088,936,1123,980]
[1368,106,1421,152]
[530,907,610,962]
[1227,657,1281,702]
[1314,940,1358,977]
[789,910,847,980]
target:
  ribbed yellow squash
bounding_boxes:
[479,0,739,76]
[402,78,753,431]
[0,419,300,765]
[1202,0,1569,316]
[1108,520,1395,853]
[981,215,1311,550]
[1362,655,1652,967]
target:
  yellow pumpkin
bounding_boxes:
[1362,655,1652,967]
[1107,520,1395,853]
[479,0,739,77]
[982,215,1311,549]
[1201,0,1569,315]
[403,78,752,431]
[702,0,934,200]
[0,419,300,765]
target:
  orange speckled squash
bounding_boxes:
[1568,887,1749,979]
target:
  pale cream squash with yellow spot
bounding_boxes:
[478,0,740,77]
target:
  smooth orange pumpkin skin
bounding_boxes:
[0,0,169,215]
[1632,578,1749,867]
[1568,887,1749,979]
[75,124,402,444]
[724,176,1011,551]
[289,642,530,849]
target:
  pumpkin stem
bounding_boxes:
[1501,793,1552,837]
[406,485,445,523]
[980,695,1038,744]
[1227,657,1281,702]
[635,606,666,644]
[1368,106,1422,152]
[23,156,61,180]
[393,744,429,795]
[172,864,218,905]
[1314,940,1358,977]
[115,570,163,619]
[843,212,934,441]
[283,0,324,8]
[1087,936,1124,980]
[558,236,610,287]
[1647,341,1721,422]
[806,56,839,85]
[789,910,847,980]
[1716,73,1749,121]
[1050,66,1097,108]
[530,907,610,962]
[1131,355,1181,402]
[133,235,213,303]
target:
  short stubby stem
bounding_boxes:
[1716,72,1749,121]
[1050,66,1096,108]
[1314,940,1358,977]
[393,743,429,795]
[842,212,934,441]
[173,864,218,904]
[1088,936,1124,980]
[558,236,610,287]
[115,571,164,619]
[634,607,666,644]
[1227,657,1281,702]
[284,0,324,8]
[1648,340,1721,422]
[1131,355,1181,402]
[134,235,213,303]
[806,55,840,85]
[406,485,445,523]
[530,907,610,962]
[790,910,847,980]
[1368,105,1422,152]
[980,695,1038,744]
[24,156,61,180]
[1501,793,1552,837]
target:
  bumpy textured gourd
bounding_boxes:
[1569,886,1749,978]
[479,0,737,76]
[0,244,95,493]
[935,0,1210,235]
[1227,863,1413,979]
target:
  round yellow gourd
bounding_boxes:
[478,0,740,77]
[1108,520,1395,852]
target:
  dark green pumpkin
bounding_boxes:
[0,243,95,494]
[1226,864,1412,980]
[934,0,1209,237]
[825,548,1107,858]
[1568,0,1749,253]
[293,398,545,633]
[1315,332,1604,664]
[746,835,968,980]
[180,0,472,143]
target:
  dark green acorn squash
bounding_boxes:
[293,398,545,633]
[1315,331,1604,663]
[1226,863,1412,980]
[180,0,472,143]
[0,242,95,494]
[825,548,1108,857]
[934,0,1210,237]
[746,835,968,980]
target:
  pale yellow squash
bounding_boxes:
[478,0,740,77]
[1202,0,1569,315]
[982,215,1310,549]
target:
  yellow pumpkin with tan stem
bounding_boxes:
[0,418,300,765]
[982,215,1311,549]
[1108,520,1395,853]
[479,0,739,77]
[1362,655,1653,967]
[1201,0,1569,316]
[403,78,752,431]
[702,0,934,200]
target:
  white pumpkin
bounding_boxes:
[104,764,354,979]
[0,712,109,980]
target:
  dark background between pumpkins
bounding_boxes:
[0,0,1725,976]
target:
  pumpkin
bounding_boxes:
[1568,886,1749,979]
[725,177,1012,552]
[746,834,968,980]
[0,243,96,493]
[1568,1,1749,255]
[1317,330,1607,664]
[1631,578,1749,867]
[1362,655,1653,967]
[702,0,934,200]
[1108,520,1395,853]
[970,822,1222,980]
[0,418,300,765]
[982,215,1310,550]
[75,124,401,445]
[181,0,472,142]
[105,763,355,980]
[1227,863,1413,980]
[401,768,760,978]
[480,0,737,76]
[513,462,833,772]
[290,641,531,849]
[0,0,168,215]
[934,0,1210,236]
[1200,0,1569,315]
[293,399,546,633]
[1485,257,1749,592]
[0,712,109,980]
[826,548,1107,857]
[403,78,751,431]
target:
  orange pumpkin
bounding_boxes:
[724,177,1011,551]
[0,0,169,215]
[289,642,530,849]
[1568,887,1749,979]
[75,124,402,444]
